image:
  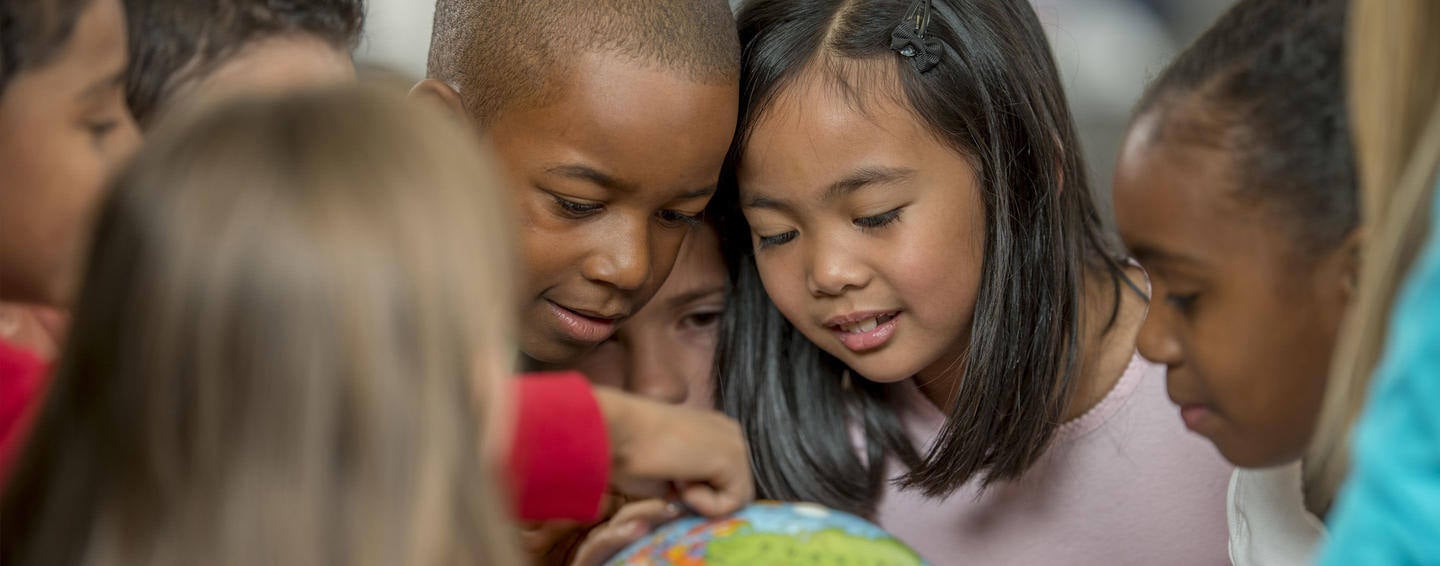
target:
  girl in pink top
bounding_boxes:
[713,0,1231,563]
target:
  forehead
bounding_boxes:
[738,63,940,196]
[1113,117,1283,264]
[186,36,353,102]
[489,51,737,189]
[49,0,127,81]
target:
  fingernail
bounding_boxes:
[664,502,684,516]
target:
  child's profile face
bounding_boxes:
[0,0,139,306]
[736,70,986,401]
[487,52,737,367]
[1114,114,1355,468]
[572,223,726,407]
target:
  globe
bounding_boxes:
[606,501,929,566]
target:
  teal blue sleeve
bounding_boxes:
[1319,185,1440,565]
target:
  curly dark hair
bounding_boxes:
[124,0,365,126]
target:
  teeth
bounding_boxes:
[842,317,880,333]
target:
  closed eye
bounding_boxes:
[854,207,903,230]
[756,230,797,249]
[549,193,603,218]
[1164,292,1198,313]
[658,209,702,228]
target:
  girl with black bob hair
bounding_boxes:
[712,0,1231,561]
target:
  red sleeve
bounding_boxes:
[508,371,611,522]
[0,340,49,487]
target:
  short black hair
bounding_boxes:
[1135,0,1355,255]
[426,0,740,125]
[0,0,93,96]
[714,0,1130,516]
[124,0,365,126]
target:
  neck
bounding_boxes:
[1062,263,1147,421]
[910,263,1145,421]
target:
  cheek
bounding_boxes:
[891,203,985,324]
[572,342,627,389]
[646,229,688,287]
[1190,286,1332,437]
[516,201,585,293]
[753,252,810,323]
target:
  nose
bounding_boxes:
[628,341,689,405]
[581,216,652,292]
[1136,300,1184,367]
[806,239,870,297]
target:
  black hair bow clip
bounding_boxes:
[890,0,940,73]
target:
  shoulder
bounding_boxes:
[1228,464,1325,566]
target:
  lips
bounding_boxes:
[825,310,902,352]
[545,300,624,344]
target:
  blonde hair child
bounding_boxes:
[1,86,523,566]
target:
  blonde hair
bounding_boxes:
[1305,0,1440,515]
[2,86,523,565]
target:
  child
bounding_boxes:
[1,86,523,566]
[416,2,743,559]
[715,0,1231,563]
[1113,0,1353,562]
[122,0,364,127]
[414,0,740,371]
[1314,0,1440,561]
[539,221,727,564]
[0,0,139,477]
[575,221,728,408]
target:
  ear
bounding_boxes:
[410,78,470,123]
[1336,227,1364,302]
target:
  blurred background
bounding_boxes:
[356,0,1236,224]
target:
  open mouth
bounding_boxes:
[826,311,902,352]
[833,312,899,334]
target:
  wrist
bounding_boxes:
[592,386,633,469]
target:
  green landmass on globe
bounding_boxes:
[606,501,928,566]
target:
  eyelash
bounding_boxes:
[550,194,603,218]
[1165,292,1198,313]
[682,309,722,329]
[87,119,118,144]
[755,207,904,250]
[658,209,702,228]
[756,230,797,250]
[854,207,904,230]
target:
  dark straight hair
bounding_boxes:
[713,0,1131,517]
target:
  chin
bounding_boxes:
[1216,439,1303,470]
[833,351,919,385]
[519,334,592,369]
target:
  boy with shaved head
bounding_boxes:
[415,0,742,561]
[416,0,739,370]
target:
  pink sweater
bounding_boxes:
[875,353,1232,565]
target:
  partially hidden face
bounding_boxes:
[737,66,985,391]
[1114,113,1357,468]
[166,35,355,123]
[0,0,139,306]
[573,223,726,407]
[488,52,737,367]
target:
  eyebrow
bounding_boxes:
[665,283,728,310]
[545,164,716,201]
[824,166,916,201]
[744,165,915,212]
[79,68,126,101]
[546,164,631,192]
[1127,243,1204,268]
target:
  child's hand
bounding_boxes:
[592,387,754,517]
[570,499,685,566]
